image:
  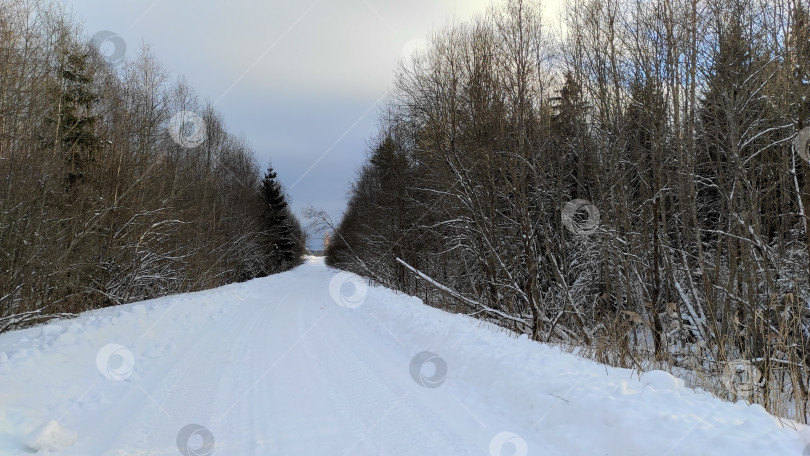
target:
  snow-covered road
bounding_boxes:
[0,257,807,455]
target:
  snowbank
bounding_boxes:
[355,281,808,455]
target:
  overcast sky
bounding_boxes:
[59,0,558,249]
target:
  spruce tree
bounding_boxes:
[260,165,302,272]
[550,72,590,198]
[51,48,101,186]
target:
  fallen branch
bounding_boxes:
[395,257,531,329]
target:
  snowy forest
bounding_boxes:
[0,2,306,332]
[326,0,810,421]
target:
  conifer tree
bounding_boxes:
[260,165,304,272]
[550,72,590,198]
[50,46,100,186]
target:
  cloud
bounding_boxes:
[61,0,494,249]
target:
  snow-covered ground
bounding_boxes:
[0,256,807,455]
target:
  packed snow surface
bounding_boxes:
[0,257,807,455]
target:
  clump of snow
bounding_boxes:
[640,370,685,391]
[23,420,77,452]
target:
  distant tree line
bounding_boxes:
[327,0,810,421]
[0,1,305,332]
